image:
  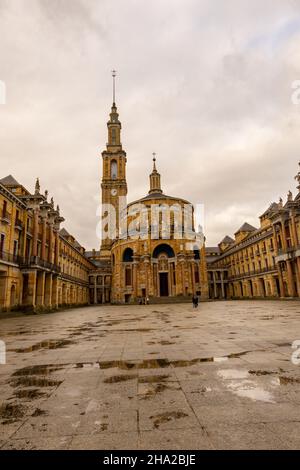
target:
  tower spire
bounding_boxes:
[149,153,162,194]
[112,69,116,105]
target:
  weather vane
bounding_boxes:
[112,69,117,104]
[152,152,156,162]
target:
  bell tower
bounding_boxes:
[100,71,127,259]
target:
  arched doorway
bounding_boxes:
[153,244,175,297]
[158,254,169,296]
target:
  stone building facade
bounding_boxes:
[2,88,300,310]
[88,100,209,304]
[0,176,94,312]
[207,165,300,299]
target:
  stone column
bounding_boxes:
[51,276,59,308]
[36,271,45,307]
[291,214,299,247]
[277,267,285,297]
[181,259,185,295]
[221,271,225,298]
[149,261,154,296]
[45,273,53,308]
[286,260,296,297]
[281,221,288,251]
[0,276,9,309]
[41,218,47,260]
[54,231,59,266]
[102,276,105,304]
[25,271,37,308]
[294,260,300,297]
[32,210,39,257]
[273,225,279,254]
[213,271,217,298]
[48,225,53,264]
[94,276,97,304]
[133,258,138,298]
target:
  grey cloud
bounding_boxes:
[1,0,300,248]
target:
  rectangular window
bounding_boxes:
[2,200,7,217]
[0,234,5,254]
[13,240,18,257]
[125,266,132,286]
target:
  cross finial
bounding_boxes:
[152,152,157,171]
[112,69,117,104]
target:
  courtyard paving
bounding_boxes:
[0,300,300,450]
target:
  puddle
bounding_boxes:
[103,374,138,383]
[1,330,34,337]
[99,359,171,370]
[31,408,47,417]
[0,403,27,423]
[217,369,277,403]
[13,389,47,400]
[218,369,249,380]
[139,375,170,384]
[279,376,300,385]
[75,362,100,369]
[10,376,63,388]
[139,383,171,399]
[88,352,252,371]
[12,364,65,376]
[191,386,212,394]
[150,411,189,428]
[228,382,275,403]
[11,339,74,353]
[9,350,255,383]
[249,370,275,376]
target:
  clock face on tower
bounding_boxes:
[111,189,118,196]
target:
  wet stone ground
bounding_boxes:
[0,300,300,450]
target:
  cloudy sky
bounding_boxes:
[1,0,300,249]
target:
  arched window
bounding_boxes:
[152,243,175,259]
[111,160,117,179]
[123,247,134,262]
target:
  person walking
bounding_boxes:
[192,294,199,309]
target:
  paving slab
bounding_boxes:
[0,300,300,449]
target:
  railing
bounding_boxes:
[20,256,60,273]
[0,250,20,264]
[1,211,11,223]
[60,272,89,286]
[15,218,23,229]
[228,266,277,281]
